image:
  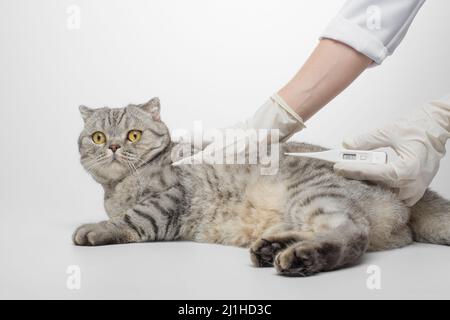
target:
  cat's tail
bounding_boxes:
[409,189,450,245]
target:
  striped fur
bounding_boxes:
[74,99,450,277]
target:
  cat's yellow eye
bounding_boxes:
[127,130,142,143]
[92,131,106,145]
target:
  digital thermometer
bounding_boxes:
[285,149,388,164]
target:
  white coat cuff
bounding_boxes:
[320,15,388,65]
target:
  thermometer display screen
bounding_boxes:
[342,153,357,160]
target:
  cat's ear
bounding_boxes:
[138,97,161,121]
[79,105,95,122]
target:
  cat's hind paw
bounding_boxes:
[250,238,283,267]
[250,232,306,267]
[274,241,340,277]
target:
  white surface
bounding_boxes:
[2,213,450,299]
[1,0,450,299]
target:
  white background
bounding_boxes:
[1,0,449,299]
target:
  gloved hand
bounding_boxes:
[172,94,305,165]
[334,95,450,206]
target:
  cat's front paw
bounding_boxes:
[274,242,340,277]
[73,221,124,246]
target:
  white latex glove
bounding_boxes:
[334,95,450,206]
[172,94,305,165]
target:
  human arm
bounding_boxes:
[278,39,372,121]
[280,0,426,120]
[173,0,426,164]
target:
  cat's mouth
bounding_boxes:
[110,157,123,165]
[108,154,130,167]
[109,151,125,163]
[103,154,121,166]
[102,152,138,170]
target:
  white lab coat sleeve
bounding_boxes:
[320,0,425,65]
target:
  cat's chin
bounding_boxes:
[107,161,129,177]
[90,160,129,184]
[107,158,122,167]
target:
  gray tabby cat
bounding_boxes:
[74,97,450,277]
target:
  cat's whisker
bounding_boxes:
[123,161,141,197]
[84,161,104,175]
[127,160,144,197]
[120,152,145,163]
[84,154,108,166]
[119,153,146,169]
[83,155,110,173]
[82,154,108,166]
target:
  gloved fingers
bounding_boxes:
[172,151,212,166]
[333,162,402,187]
[172,134,253,166]
[172,154,197,166]
[403,193,424,207]
[398,185,417,201]
[398,186,425,207]
[171,130,215,150]
[342,129,390,151]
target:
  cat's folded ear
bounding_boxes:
[79,105,95,122]
[138,97,161,121]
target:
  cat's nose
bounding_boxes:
[109,144,121,153]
